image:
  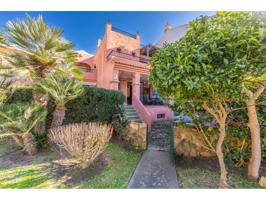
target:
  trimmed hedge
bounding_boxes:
[6,86,128,135]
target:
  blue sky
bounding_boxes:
[0,11,215,54]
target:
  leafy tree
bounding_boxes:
[37,73,83,127]
[150,12,266,187]
[0,14,81,134]
[0,103,47,155]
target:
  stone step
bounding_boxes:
[124,104,143,123]
[126,111,139,115]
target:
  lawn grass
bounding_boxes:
[176,160,266,188]
[0,143,141,188]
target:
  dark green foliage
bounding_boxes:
[46,87,128,135]
[34,132,49,150]
[6,86,128,145]
[5,88,33,104]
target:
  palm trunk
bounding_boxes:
[32,91,48,135]
[11,135,23,146]
[22,134,37,155]
[51,103,66,128]
[246,98,261,181]
[217,120,227,188]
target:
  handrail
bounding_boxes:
[112,26,136,39]
[132,94,152,130]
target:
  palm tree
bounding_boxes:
[0,103,47,155]
[1,14,81,134]
[0,32,7,45]
[0,78,11,104]
[37,74,83,127]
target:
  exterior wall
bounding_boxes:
[123,122,147,150]
[119,79,128,101]
[145,105,173,122]
[107,31,140,53]
[77,22,174,129]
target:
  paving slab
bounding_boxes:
[127,150,178,189]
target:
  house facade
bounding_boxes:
[77,22,177,129]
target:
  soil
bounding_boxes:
[51,153,111,186]
[0,142,112,186]
[110,135,136,151]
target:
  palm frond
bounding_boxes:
[37,73,83,105]
[3,14,77,82]
[0,102,47,136]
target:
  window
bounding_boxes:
[157,114,165,119]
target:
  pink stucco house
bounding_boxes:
[77,22,175,129]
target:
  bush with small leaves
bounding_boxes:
[49,122,113,168]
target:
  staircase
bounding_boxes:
[124,104,143,123]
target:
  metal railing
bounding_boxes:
[112,26,136,39]
[107,50,151,64]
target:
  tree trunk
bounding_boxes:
[203,100,228,188]
[242,83,265,181]
[246,98,261,181]
[51,103,66,128]
[11,135,23,146]
[32,91,48,135]
[22,134,37,155]
[216,120,227,188]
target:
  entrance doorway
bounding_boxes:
[127,82,132,105]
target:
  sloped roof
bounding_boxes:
[156,24,188,48]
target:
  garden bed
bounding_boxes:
[176,156,266,188]
[0,141,142,188]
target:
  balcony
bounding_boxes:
[83,68,97,81]
[106,50,151,64]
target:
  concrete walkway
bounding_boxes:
[127,150,179,188]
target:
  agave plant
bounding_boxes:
[0,103,47,155]
[0,14,82,134]
[37,74,83,127]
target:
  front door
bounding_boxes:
[127,82,132,105]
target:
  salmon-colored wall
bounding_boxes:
[107,30,140,53]
[145,105,173,122]
[119,79,128,101]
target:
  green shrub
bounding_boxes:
[46,87,128,135]
[5,87,33,104]
[172,102,266,167]
[5,86,128,143]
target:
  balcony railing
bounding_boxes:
[112,26,136,39]
[107,50,151,64]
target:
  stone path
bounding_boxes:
[148,120,173,151]
[127,150,178,188]
[127,120,178,189]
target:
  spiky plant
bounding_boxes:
[0,77,11,104]
[37,74,83,127]
[0,103,47,155]
[1,14,82,134]
[0,32,7,45]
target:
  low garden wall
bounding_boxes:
[173,126,215,158]
[123,122,147,150]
